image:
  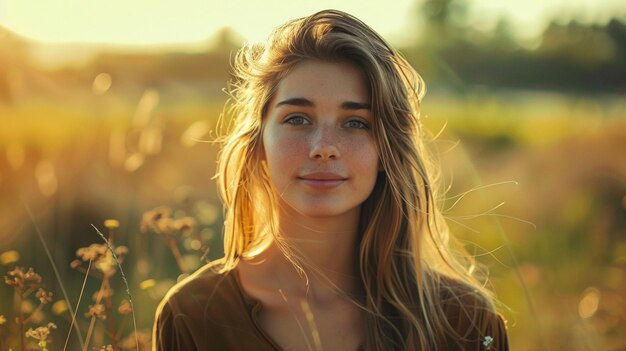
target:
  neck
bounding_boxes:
[239,204,362,299]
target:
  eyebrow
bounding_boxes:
[275,97,371,110]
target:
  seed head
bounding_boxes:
[5,267,42,289]
[36,288,53,304]
[25,322,56,341]
[118,300,132,315]
[85,304,106,320]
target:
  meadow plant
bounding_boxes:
[140,206,203,274]
[4,266,54,350]
[25,323,56,351]
[0,202,210,351]
[69,221,130,350]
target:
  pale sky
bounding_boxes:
[0,0,624,46]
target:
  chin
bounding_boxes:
[288,202,361,220]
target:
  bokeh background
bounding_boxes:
[1,0,625,350]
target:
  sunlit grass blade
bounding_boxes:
[64,260,92,351]
[455,142,546,346]
[91,224,139,351]
[21,198,85,349]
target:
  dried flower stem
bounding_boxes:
[22,301,45,325]
[83,275,112,351]
[108,231,115,246]
[17,289,25,351]
[82,314,97,351]
[166,237,188,274]
[101,278,119,350]
[22,286,37,299]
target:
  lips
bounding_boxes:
[298,172,347,189]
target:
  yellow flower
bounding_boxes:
[0,250,20,265]
[0,314,6,325]
[52,300,68,315]
[104,219,120,229]
[139,279,155,290]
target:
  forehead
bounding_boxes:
[272,60,370,104]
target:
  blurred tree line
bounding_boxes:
[408,0,626,93]
[0,0,625,103]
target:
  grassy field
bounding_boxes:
[0,89,624,350]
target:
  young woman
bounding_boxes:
[154,9,509,351]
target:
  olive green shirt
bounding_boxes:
[153,263,509,350]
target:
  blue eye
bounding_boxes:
[284,115,309,125]
[345,119,369,129]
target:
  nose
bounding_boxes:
[309,125,341,161]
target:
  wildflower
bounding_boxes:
[482,335,494,350]
[100,345,114,351]
[104,219,120,229]
[174,217,195,234]
[0,314,6,325]
[140,206,172,233]
[36,288,53,304]
[141,206,198,247]
[85,304,106,320]
[5,267,42,289]
[95,251,117,276]
[75,244,128,276]
[139,279,155,290]
[156,217,176,235]
[115,246,129,256]
[0,250,20,265]
[118,300,132,315]
[21,299,35,313]
[76,244,107,262]
[25,322,56,350]
[52,300,68,315]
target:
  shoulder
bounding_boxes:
[153,260,264,350]
[155,259,249,322]
[435,275,509,351]
[159,260,232,310]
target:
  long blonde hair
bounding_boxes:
[216,9,496,350]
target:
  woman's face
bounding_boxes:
[262,60,379,219]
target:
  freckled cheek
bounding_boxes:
[344,137,379,170]
[263,134,305,176]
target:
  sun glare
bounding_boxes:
[0,0,415,45]
[0,0,623,52]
